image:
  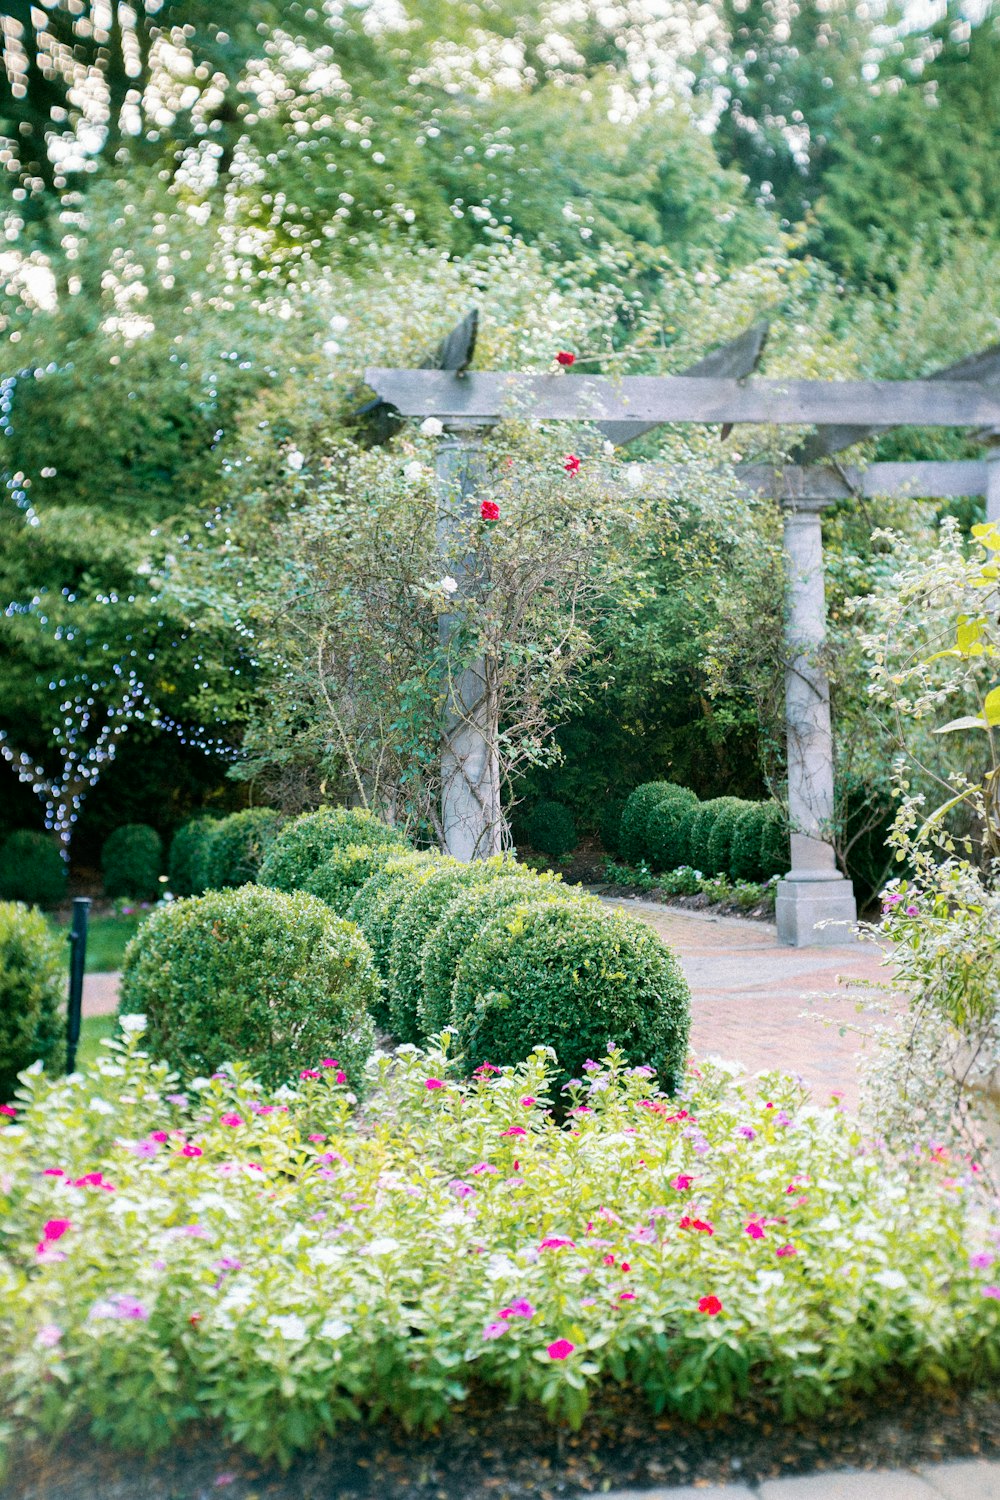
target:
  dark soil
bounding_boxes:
[5,1381,1000,1500]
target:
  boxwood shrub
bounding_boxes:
[645,786,700,871]
[451,897,690,1091]
[418,870,572,1036]
[521,800,578,859]
[0,901,65,1103]
[258,809,407,893]
[686,798,738,875]
[599,794,627,856]
[167,817,217,897]
[619,782,693,865]
[0,830,67,908]
[386,858,516,1043]
[346,853,442,1023]
[102,823,162,901]
[202,808,283,890]
[118,885,377,1089]
[304,841,409,918]
[705,798,753,879]
[760,803,789,879]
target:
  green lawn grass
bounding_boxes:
[75,1014,117,1069]
[47,910,147,972]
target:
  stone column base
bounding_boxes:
[775,875,858,947]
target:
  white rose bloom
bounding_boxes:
[625,464,644,489]
[438,576,459,595]
[286,448,305,472]
[403,460,425,483]
[322,339,341,356]
[329,314,349,333]
[269,1313,309,1341]
[602,440,616,457]
[420,417,444,437]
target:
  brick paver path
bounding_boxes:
[82,971,120,1019]
[604,899,896,1108]
[600,1458,1000,1498]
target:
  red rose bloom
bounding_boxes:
[556,351,576,366]
[480,499,500,521]
[698,1295,723,1316]
[564,454,581,475]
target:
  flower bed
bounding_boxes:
[1,1028,997,1470]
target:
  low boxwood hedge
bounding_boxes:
[0,831,67,908]
[118,884,377,1089]
[705,798,753,879]
[418,870,571,1036]
[167,817,217,897]
[304,841,409,918]
[258,809,407,893]
[619,782,690,865]
[645,786,700,871]
[0,901,65,1103]
[201,808,283,890]
[451,897,691,1091]
[102,824,162,901]
[521,800,578,859]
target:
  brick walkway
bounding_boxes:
[600,1458,1000,1497]
[605,899,896,1108]
[82,971,120,1019]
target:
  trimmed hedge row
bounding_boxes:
[610,783,788,884]
[0,901,65,1102]
[134,805,692,1093]
[0,831,66,908]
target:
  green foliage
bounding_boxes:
[119,886,377,1090]
[167,817,218,898]
[101,824,162,901]
[686,799,741,876]
[387,860,513,1044]
[599,794,627,856]
[619,783,697,865]
[303,842,409,918]
[706,799,755,881]
[645,787,701,871]
[520,800,578,859]
[730,804,782,883]
[418,872,572,1037]
[201,808,283,891]
[0,901,65,1103]
[0,831,67,909]
[451,898,691,1091]
[346,853,443,1024]
[257,810,406,893]
[759,804,789,881]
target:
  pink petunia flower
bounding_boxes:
[0,1104,17,1118]
[539,1237,576,1251]
[671,1175,693,1191]
[319,1059,341,1069]
[619,1291,636,1302]
[470,1163,498,1175]
[500,1299,535,1320]
[698,1295,723,1316]
[502,1126,527,1138]
[745,1221,766,1241]
[520,1097,536,1108]
[179,1144,203,1158]
[43,1168,64,1177]
[982,1286,1000,1300]
[776,1244,797,1258]
[308,1134,325,1144]
[425,1079,444,1091]
[300,1070,320,1080]
[547,1338,575,1359]
[220,1114,243,1128]
[970,1251,995,1270]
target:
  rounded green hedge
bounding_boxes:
[521,800,578,859]
[599,794,627,856]
[258,809,407,893]
[418,870,571,1037]
[0,831,67,909]
[619,782,692,865]
[346,852,442,1023]
[759,803,788,880]
[303,841,408,918]
[730,804,777,882]
[706,798,753,879]
[685,798,738,875]
[645,787,700,871]
[119,885,377,1089]
[202,808,283,890]
[167,817,217,897]
[386,857,514,1043]
[451,898,691,1092]
[102,824,162,901]
[0,901,65,1103]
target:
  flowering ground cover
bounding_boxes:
[1,1025,999,1476]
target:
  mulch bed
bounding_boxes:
[6,1381,1000,1500]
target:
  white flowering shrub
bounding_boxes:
[1,1029,998,1469]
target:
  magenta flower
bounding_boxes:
[470,1162,498,1176]
[982,1287,1000,1300]
[520,1096,537,1108]
[737,1126,756,1140]
[970,1251,995,1270]
[179,1144,202,1158]
[539,1237,575,1251]
[502,1126,527,1138]
[308,1134,325,1144]
[482,1321,507,1340]
[0,1104,17,1119]
[150,1131,169,1143]
[773,1112,792,1128]
[776,1244,797,1258]
[425,1079,444,1091]
[43,1168,64,1177]
[335,1071,347,1084]
[319,1059,341,1069]
[745,1221,766,1241]
[501,1299,535,1320]
[449,1179,476,1199]
[300,1069,320,1080]
[671,1175,693,1191]
[220,1114,243,1128]
[618,1291,636,1302]
[547,1338,575,1360]
[41,1219,71,1243]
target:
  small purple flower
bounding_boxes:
[35,1324,62,1347]
[773,1112,792,1128]
[482,1321,507,1340]
[180,1224,205,1238]
[632,1226,657,1244]
[983,1286,1000,1300]
[905,905,919,916]
[738,1126,756,1141]
[449,1179,476,1199]
[215,1257,243,1272]
[131,1139,160,1158]
[165,1094,188,1108]
[583,1060,601,1073]
[91,1295,149,1322]
[970,1251,995,1270]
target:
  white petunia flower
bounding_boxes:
[320,1316,351,1340]
[269,1313,309,1340]
[420,417,444,437]
[872,1269,908,1290]
[118,1014,147,1034]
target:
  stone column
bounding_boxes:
[775,495,858,945]
[434,419,504,861]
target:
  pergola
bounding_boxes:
[365,320,1000,947]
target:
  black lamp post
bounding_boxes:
[66,897,90,1073]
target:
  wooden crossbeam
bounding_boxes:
[364,369,1000,428]
[734,460,989,501]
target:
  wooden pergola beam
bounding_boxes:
[735,460,989,502]
[364,369,1000,429]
